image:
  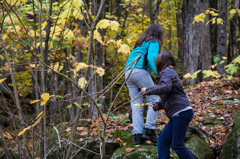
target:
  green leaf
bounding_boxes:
[213,56,220,63]
[23,40,31,47]
[67,104,72,109]
[74,102,82,108]
[220,60,225,64]
[97,103,102,107]
[56,95,63,98]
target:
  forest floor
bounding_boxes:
[2,77,240,155]
[84,77,240,152]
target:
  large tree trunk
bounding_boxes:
[182,0,202,85]
[216,0,228,76]
[209,0,218,64]
[238,1,240,56]
[227,0,239,64]
[176,0,184,63]
[201,0,211,80]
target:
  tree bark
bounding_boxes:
[148,0,154,24]
[209,0,218,64]
[216,0,228,76]
[183,0,202,85]
[0,34,28,157]
[227,0,239,63]
[176,0,184,63]
[201,0,211,80]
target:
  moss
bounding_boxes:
[111,131,135,147]
[220,110,240,159]
[112,145,158,159]
[186,135,215,159]
[212,105,224,109]
[203,113,223,129]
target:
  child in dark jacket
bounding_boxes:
[141,51,194,159]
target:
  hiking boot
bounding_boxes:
[142,128,157,143]
[134,134,144,145]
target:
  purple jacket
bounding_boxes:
[146,67,191,118]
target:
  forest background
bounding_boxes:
[0,0,240,158]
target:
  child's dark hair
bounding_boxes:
[134,24,163,49]
[155,51,176,75]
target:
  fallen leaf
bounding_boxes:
[125,148,135,152]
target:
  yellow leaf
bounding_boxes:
[18,113,44,136]
[28,30,39,37]
[30,100,41,104]
[0,78,7,83]
[192,70,201,79]
[6,0,17,5]
[73,10,83,20]
[2,34,8,41]
[183,73,192,79]
[96,19,110,29]
[217,18,223,25]
[116,39,122,48]
[40,93,51,106]
[4,132,13,139]
[230,9,237,15]
[36,111,44,119]
[64,29,75,39]
[232,55,240,64]
[212,18,216,24]
[78,77,87,88]
[74,62,88,71]
[18,126,31,136]
[118,44,130,55]
[109,21,119,31]
[127,38,132,44]
[72,0,83,8]
[83,103,90,107]
[60,9,71,19]
[204,10,210,14]
[94,30,102,43]
[95,67,105,77]
[52,62,63,72]
[0,55,4,60]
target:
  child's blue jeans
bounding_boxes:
[157,109,194,159]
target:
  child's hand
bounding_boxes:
[152,102,159,111]
[141,88,146,94]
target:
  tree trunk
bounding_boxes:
[176,0,184,63]
[0,34,28,157]
[209,0,218,64]
[201,0,211,80]
[227,0,239,64]
[148,0,154,24]
[167,3,172,51]
[216,0,228,76]
[238,1,240,56]
[183,0,202,85]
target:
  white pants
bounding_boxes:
[125,68,159,134]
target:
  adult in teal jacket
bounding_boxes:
[125,24,164,145]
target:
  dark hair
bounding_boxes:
[155,51,176,75]
[134,24,163,49]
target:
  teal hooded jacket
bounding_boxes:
[126,40,160,75]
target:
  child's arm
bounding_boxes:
[141,71,174,96]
